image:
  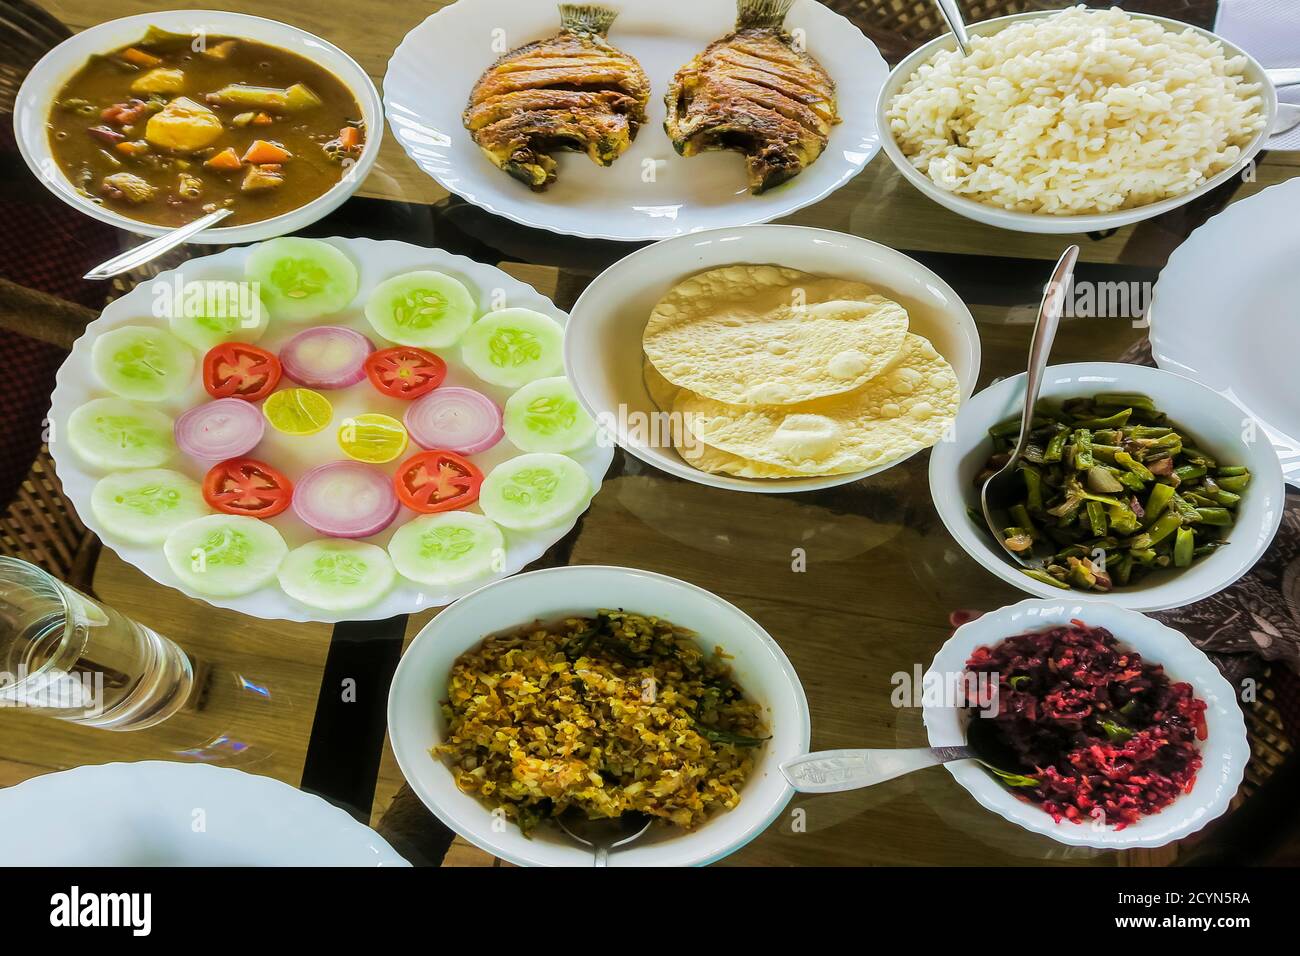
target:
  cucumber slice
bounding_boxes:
[503,376,597,453]
[460,308,563,388]
[92,325,194,401]
[244,237,358,322]
[91,469,210,544]
[66,398,175,470]
[387,512,504,587]
[277,539,396,611]
[478,453,590,531]
[163,514,288,597]
[165,279,268,350]
[364,270,475,348]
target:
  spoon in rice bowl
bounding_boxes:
[934,0,972,55]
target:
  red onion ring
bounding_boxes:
[174,398,265,461]
[404,386,503,454]
[291,461,400,539]
[279,326,374,390]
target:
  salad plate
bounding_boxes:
[49,237,613,623]
[382,0,888,241]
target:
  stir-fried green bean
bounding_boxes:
[976,393,1249,592]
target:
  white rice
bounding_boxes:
[886,6,1265,216]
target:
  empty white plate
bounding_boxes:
[0,762,407,865]
[1150,177,1300,484]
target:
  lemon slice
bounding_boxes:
[338,413,408,463]
[264,388,333,436]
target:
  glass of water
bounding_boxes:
[0,557,193,730]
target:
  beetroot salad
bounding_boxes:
[965,621,1208,828]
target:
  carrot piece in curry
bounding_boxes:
[205,147,242,171]
[337,126,361,150]
[241,140,292,165]
[120,47,162,68]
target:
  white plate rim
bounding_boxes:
[48,237,614,623]
[0,761,409,866]
[1149,176,1300,485]
[381,0,889,242]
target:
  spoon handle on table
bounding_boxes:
[1266,68,1300,89]
[780,747,974,794]
[84,207,233,281]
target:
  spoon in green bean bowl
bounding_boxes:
[978,245,1079,582]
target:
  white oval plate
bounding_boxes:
[924,599,1248,849]
[565,224,981,492]
[48,238,613,623]
[387,565,810,867]
[1150,177,1300,485]
[382,0,888,241]
[928,362,1285,611]
[0,762,408,865]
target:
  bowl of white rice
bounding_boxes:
[877,6,1273,234]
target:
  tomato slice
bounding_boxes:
[203,343,282,402]
[394,450,483,513]
[202,458,293,518]
[365,347,447,400]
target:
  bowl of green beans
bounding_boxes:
[928,363,1285,612]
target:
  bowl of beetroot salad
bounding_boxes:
[923,599,1247,848]
[965,621,1207,828]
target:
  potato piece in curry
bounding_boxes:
[48,27,366,228]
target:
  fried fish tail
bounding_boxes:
[665,0,839,194]
[464,3,650,191]
[557,2,619,34]
[735,0,796,29]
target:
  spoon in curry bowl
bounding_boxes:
[555,810,653,866]
[83,206,232,280]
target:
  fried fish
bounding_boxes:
[464,4,650,191]
[665,0,839,193]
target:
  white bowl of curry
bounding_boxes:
[14,10,382,243]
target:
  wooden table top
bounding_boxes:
[3,0,1296,868]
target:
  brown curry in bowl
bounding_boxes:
[48,27,366,228]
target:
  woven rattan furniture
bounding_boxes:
[0,281,98,592]
[827,1,1212,62]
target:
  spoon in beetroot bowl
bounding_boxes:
[780,717,1037,794]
